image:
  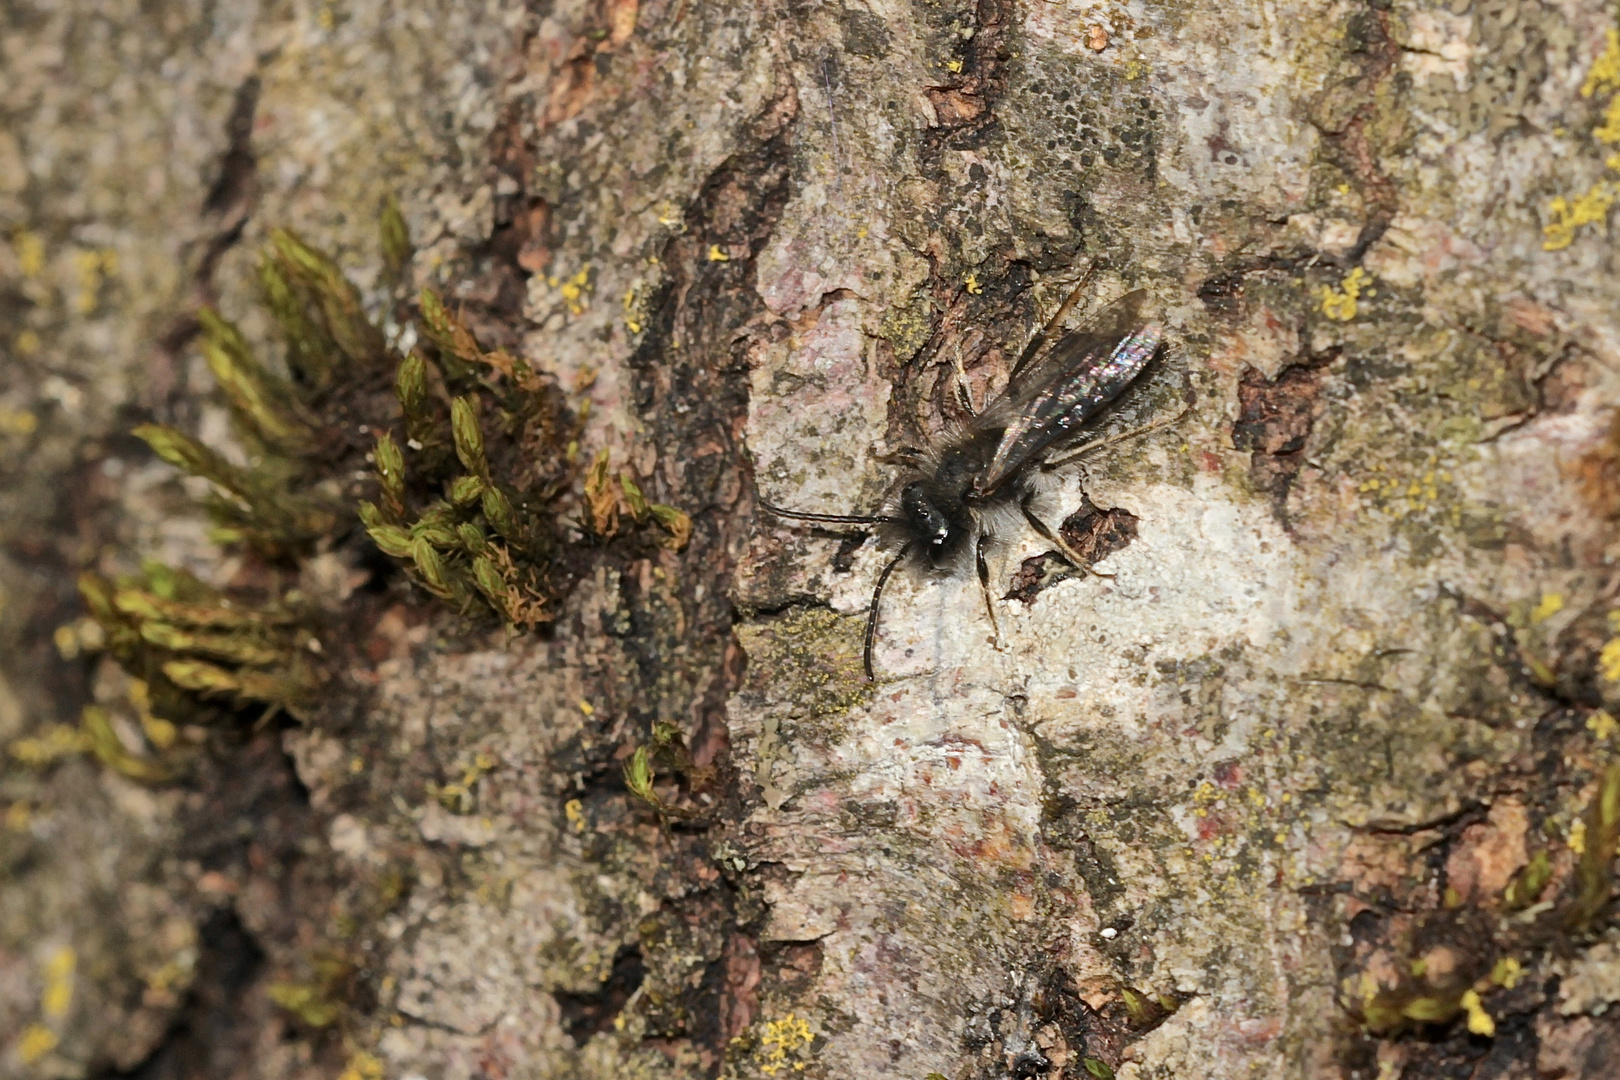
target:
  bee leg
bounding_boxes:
[976,534,1003,649]
[953,351,979,416]
[1019,491,1109,578]
[1044,404,1191,472]
[1013,261,1101,375]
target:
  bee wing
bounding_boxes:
[974,290,1164,498]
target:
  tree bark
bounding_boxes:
[6,0,1620,1078]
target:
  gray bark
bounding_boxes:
[5,0,1620,1078]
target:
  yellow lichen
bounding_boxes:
[1320,267,1369,321]
[1543,182,1616,251]
[13,230,44,277]
[1596,94,1620,143]
[1530,592,1565,624]
[1355,456,1458,521]
[1491,956,1523,989]
[51,623,80,659]
[707,244,730,262]
[337,1051,384,1080]
[1570,817,1588,854]
[1600,637,1620,681]
[1582,29,1620,99]
[964,271,982,294]
[546,266,593,315]
[5,801,30,831]
[1460,989,1495,1036]
[0,407,38,436]
[72,248,117,315]
[757,1014,815,1075]
[622,285,643,334]
[1589,711,1618,739]
[427,751,498,814]
[18,1024,57,1065]
[1546,31,1620,249]
[41,947,75,1020]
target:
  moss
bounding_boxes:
[35,204,706,1047]
[1566,761,1620,930]
[79,560,321,719]
[64,208,694,756]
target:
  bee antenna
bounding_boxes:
[864,542,914,680]
[757,496,895,526]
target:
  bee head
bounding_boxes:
[900,481,956,567]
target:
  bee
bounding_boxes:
[758,277,1173,679]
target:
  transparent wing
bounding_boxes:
[974,290,1163,498]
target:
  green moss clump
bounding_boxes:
[61,206,689,776]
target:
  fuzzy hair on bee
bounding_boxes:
[759,279,1172,679]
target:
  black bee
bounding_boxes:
[758,279,1172,679]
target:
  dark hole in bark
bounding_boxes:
[554,945,645,1047]
[831,531,869,572]
[92,908,265,1080]
[1004,496,1139,604]
[1011,1048,1053,1076]
[1196,271,1245,314]
[1232,359,1332,523]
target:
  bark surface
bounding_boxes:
[6,0,1620,1078]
